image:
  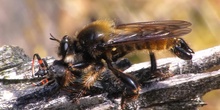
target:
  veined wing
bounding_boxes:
[104,20,191,47]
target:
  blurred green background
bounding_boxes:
[0,0,219,109]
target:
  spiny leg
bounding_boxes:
[32,54,49,77]
[32,53,53,86]
[72,63,105,103]
[32,77,54,86]
[82,65,104,89]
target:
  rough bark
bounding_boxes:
[0,45,220,110]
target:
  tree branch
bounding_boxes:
[0,45,220,110]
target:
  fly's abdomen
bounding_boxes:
[111,38,176,60]
[134,38,176,50]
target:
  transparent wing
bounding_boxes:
[104,20,191,47]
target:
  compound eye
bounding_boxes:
[62,35,69,43]
[60,35,70,58]
[62,35,69,49]
[63,42,68,52]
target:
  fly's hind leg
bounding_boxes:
[104,56,140,109]
[149,51,174,79]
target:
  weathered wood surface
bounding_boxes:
[0,45,220,110]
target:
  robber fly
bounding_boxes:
[49,19,193,109]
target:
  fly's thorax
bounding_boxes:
[77,20,114,46]
[76,20,115,60]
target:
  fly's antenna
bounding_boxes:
[49,33,60,43]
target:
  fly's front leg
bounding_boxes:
[72,62,105,103]
[82,62,105,89]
